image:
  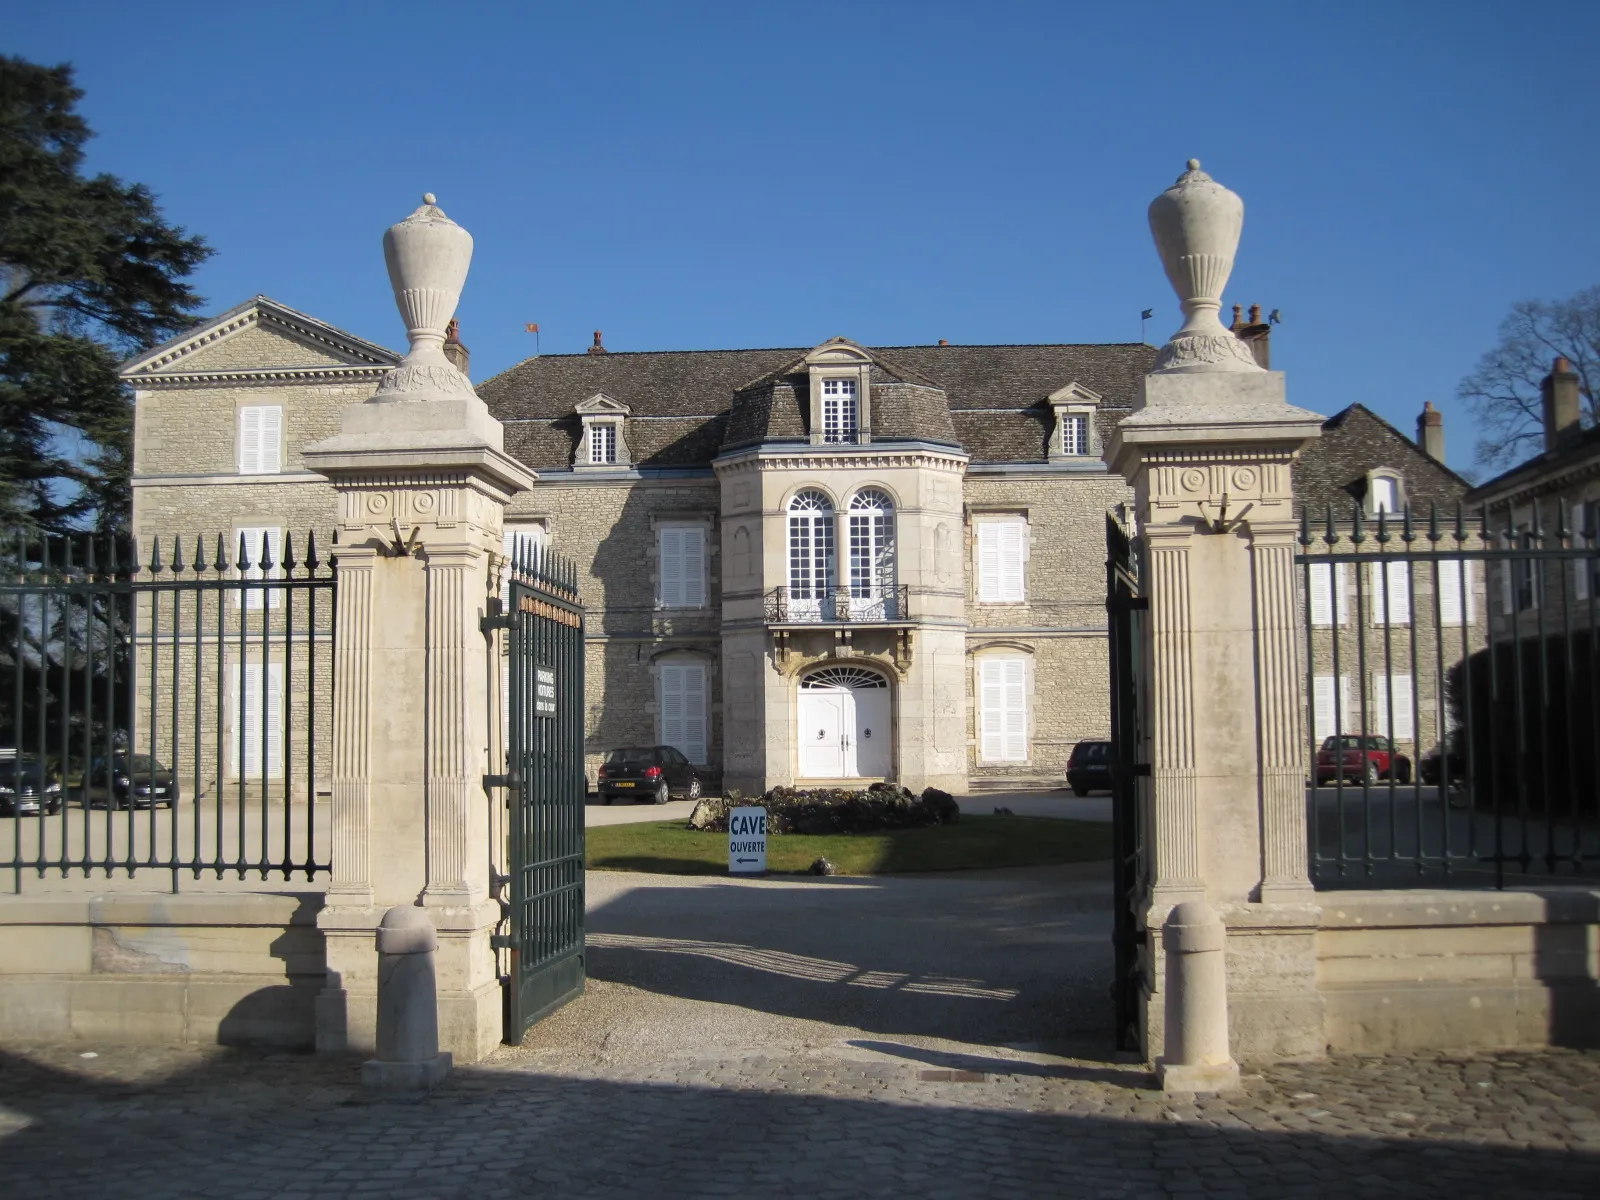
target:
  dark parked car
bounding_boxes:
[79,755,179,809]
[596,745,703,805]
[1066,740,1113,797]
[1419,733,1467,787]
[1315,736,1412,786]
[0,754,63,815]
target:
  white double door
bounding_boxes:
[797,685,891,779]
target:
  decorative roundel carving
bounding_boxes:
[1231,467,1258,491]
[366,493,391,514]
[414,491,437,513]
[1180,468,1207,492]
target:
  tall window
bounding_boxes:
[238,406,282,474]
[1369,474,1400,514]
[847,489,895,618]
[658,523,707,608]
[1309,562,1348,627]
[659,661,708,764]
[979,656,1027,762]
[588,422,617,464]
[1060,414,1090,456]
[787,490,835,618]
[821,378,858,444]
[1437,559,1475,626]
[230,662,283,778]
[1369,560,1411,626]
[234,527,282,609]
[976,517,1027,603]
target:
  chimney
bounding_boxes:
[587,330,608,355]
[1416,400,1445,462]
[938,339,948,346]
[442,318,470,377]
[1542,356,1582,450]
[1229,301,1272,369]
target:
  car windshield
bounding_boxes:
[2,759,45,784]
[605,748,657,767]
[1075,743,1110,761]
[119,756,168,773]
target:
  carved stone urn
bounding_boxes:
[376,194,476,400]
[1148,161,1262,374]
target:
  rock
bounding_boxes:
[808,857,836,876]
[922,787,960,825]
[687,798,719,831]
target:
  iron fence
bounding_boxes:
[1297,502,1599,889]
[1,530,335,889]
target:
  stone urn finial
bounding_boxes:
[1147,160,1263,374]
[376,193,477,399]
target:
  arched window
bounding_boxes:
[788,490,835,619]
[847,489,896,619]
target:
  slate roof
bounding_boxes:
[476,342,1156,469]
[1466,424,1600,505]
[1293,404,1473,519]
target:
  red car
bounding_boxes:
[1315,735,1412,786]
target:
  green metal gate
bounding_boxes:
[490,542,586,1043]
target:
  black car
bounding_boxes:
[79,755,179,809]
[597,745,703,805]
[1066,740,1113,796]
[0,755,63,816]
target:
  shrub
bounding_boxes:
[687,782,961,835]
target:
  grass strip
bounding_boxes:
[585,815,1112,876]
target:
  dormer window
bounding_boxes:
[574,393,631,469]
[1365,469,1405,515]
[1047,381,1102,462]
[822,378,858,443]
[803,339,873,447]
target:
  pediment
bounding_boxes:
[121,296,400,383]
[1047,381,1104,407]
[803,337,874,367]
[574,392,631,415]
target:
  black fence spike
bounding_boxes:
[1531,497,1544,540]
[282,530,297,572]
[237,530,252,571]
[1557,497,1571,542]
[1427,502,1441,544]
[215,532,229,572]
[193,534,207,573]
[86,531,97,576]
[1352,500,1367,544]
[259,531,274,572]
[171,535,184,573]
[149,535,163,573]
[1401,503,1415,544]
[1322,504,1336,547]
[125,535,139,576]
[305,530,319,571]
[1454,501,1466,543]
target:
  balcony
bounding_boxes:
[763,585,909,625]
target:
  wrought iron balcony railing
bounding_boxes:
[763,585,909,624]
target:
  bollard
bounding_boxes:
[361,905,453,1090]
[1156,899,1240,1094]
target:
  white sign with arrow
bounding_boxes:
[728,806,767,874]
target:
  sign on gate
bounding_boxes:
[535,666,557,716]
[728,807,768,873]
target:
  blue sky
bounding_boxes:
[11,1,1600,474]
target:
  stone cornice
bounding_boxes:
[714,443,969,475]
[131,366,392,390]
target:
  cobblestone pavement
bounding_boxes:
[1,1040,1597,1198]
[2,867,1598,1197]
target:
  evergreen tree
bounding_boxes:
[0,56,210,533]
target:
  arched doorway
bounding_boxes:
[797,665,891,779]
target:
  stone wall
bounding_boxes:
[961,472,1130,781]
[0,892,325,1048]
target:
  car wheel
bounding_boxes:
[1396,759,1413,785]
[1364,761,1380,786]
[686,777,701,801]
[654,782,670,805]
[1072,784,1089,797]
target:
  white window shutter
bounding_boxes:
[682,664,707,763]
[681,527,707,607]
[1003,658,1027,761]
[979,659,1005,760]
[1370,561,1410,626]
[1372,674,1414,741]
[1575,504,1590,602]
[265,663,283,774]
[1438,559,1474,625]
[259,406,282,472]
[977,524,1001,602]
[1309,563,1350,627]
[1000,522,1026,602]
[232,663,282,776]
[659,527,684,607]
[660,664,683,750]
[1312,675,1351,744]
[239,408,261,473]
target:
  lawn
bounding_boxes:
[584,815,1113,876]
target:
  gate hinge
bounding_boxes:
[490,934,516,950]
[481,613,514,633]
[483,773,517,791]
